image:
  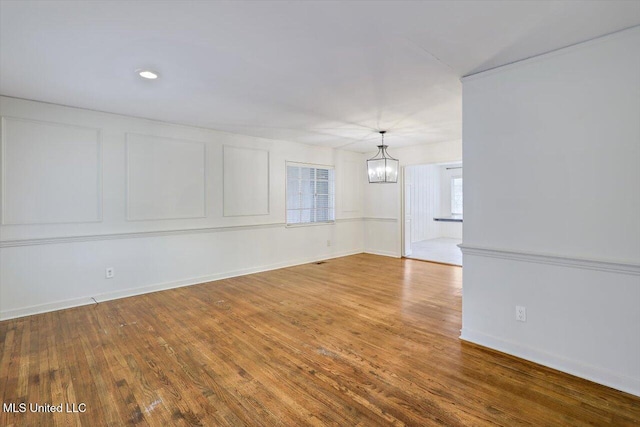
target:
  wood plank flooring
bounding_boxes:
[1,254,639,426]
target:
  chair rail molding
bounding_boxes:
[459,244,640,276]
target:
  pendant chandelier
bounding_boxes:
[367,131,399,183]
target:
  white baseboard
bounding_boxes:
[460,327,640,397]
[364,250,401,258]
[0,249,364,321]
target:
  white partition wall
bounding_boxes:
[0,96,365,320]
[461,27,640,396]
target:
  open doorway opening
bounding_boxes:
[403,162,462,266]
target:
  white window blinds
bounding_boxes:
[286,164,335,225]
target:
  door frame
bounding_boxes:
[399,161,463,260]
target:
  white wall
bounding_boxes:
[363,140,462,256]
[461,27,640,396]
[0,96,365,320]
[407,164,441,243]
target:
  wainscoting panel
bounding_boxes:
[223,145,269,217]
[1,117,102,224]
[126,133,206,221]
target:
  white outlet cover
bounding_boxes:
[516,305,526,322]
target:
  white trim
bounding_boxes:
[0,223,286,247]
[125,132,207,221]
[285,160,335,170]
[459,244,640,276]
[363,217,398,223]
[1,116,104,225]
[0,218,367,247]
[335,217,363,223]
[0,249,364,321]
[285,221,335,229]
[460,327,640,397]
[364,250,401,258]
[222,145,270,217]
[462,25,640,82]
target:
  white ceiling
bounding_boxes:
[1,1,639,152]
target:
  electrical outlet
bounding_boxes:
[327,240,331,247]
[105,267,115,279]
[516,305,526,322]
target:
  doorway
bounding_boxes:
[402,162,462,266]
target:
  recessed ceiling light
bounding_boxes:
[137,70,159,80]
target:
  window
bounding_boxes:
[451,176,463,215]
[286,163,335,225]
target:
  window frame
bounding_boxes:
[451,175,463,215]
[285,161,336,227]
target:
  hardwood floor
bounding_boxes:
[1,254,638,426]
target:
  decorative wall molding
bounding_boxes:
[459,244,640,276]
[364,249,401,258]
[335,217,364,223]
[1,116,103,225]
[125,132,207,221]
[222,145,270,217]
[363,217,398,223]
[0,223,285,248]
[0,218,367,248]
